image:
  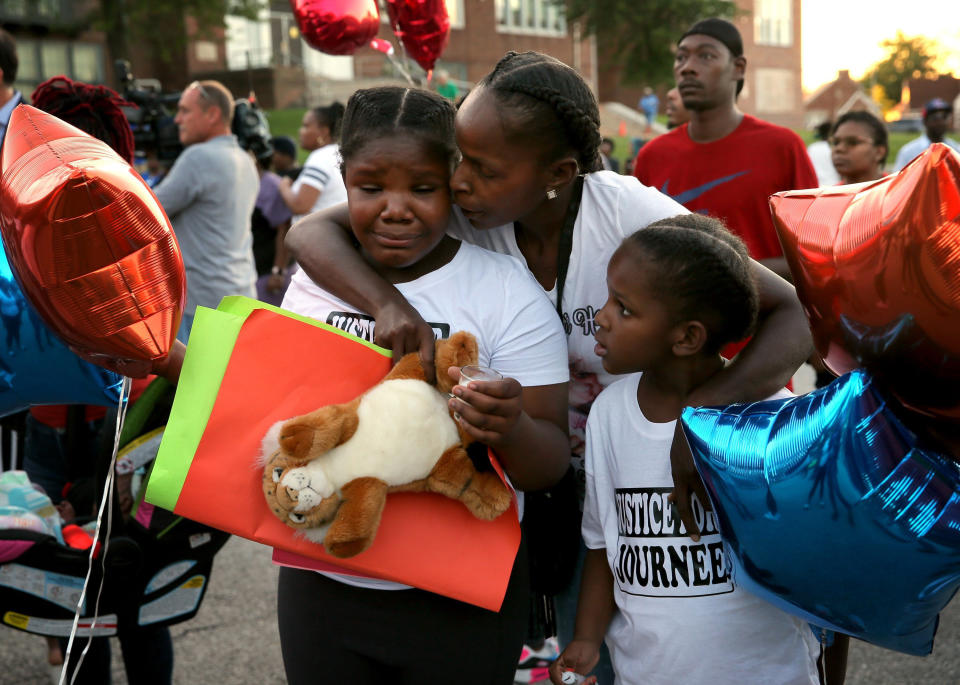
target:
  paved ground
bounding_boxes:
[3,369,959,684]
[3,532,960,684]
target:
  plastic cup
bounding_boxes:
[458,365,503,387]
[452,365,502,420]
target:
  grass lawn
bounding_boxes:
[264,108,308,163]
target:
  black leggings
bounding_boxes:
[277,535,529,685]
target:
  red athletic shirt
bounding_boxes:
[633,115,818,260]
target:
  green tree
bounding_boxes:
[861,32,939,105]
[563,0,737,85]
[92,0,262,68]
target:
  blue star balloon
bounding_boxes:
[0,238,122,418]
[681,370,960,656]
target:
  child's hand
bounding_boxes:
[446,366,523,447]
[549,640,599,684]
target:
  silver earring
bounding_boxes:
[546,188,558,200]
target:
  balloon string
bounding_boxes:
[59,376,132,685]
[385,51,415,85]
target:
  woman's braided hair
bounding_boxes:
[31,76,136,163]
[625,214,759,353]
[339,86,457,170]
[479,51,602,172]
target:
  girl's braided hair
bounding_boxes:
[626,214,759,353]
[31,76,136,163]
[339,86,457,170]
[311,101,346,142]
[479,51,602,173]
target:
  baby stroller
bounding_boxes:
[0,378,230,639]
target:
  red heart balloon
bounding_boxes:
[0,105,185,365]
[291,0,380,56]
[770,143,960,420]
[386,0,450,72]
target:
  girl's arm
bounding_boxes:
[152,340,186,385]
[266,220,292,294]
[74,339,186,385]
[285,205,438,378]
[670,260,814,539]
[549,548,615,684]
[447,369,569,491]
[277,176,321,216]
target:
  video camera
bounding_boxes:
[115,60,273,165]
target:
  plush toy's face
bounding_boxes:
[263,452,341,528]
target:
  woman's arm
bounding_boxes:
[277,176,321,216]
[695,260,812,401]
[447,368,570,492]
[670,261,814,538]
[285,204,438,377]
[266,220,292,294]
[73,339,186,385]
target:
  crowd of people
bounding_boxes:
[0,12,957,685]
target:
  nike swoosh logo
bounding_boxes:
[662,170,750,205]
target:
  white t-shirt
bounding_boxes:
[291,143,347,223]
[283,240,569,590]
[806,140,840,186]
[448,170,687,497]
[892,134,960,172]
[582,374,819,685]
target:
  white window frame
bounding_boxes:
[494,0,567,37]
[225,8,272,70]
[753,0,792,47]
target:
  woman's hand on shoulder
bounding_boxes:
[373,300,437,384]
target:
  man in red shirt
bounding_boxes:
[633,18,817,280]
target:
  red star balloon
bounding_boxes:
[770,143,960,420]
[0,105,185,366]
[386,0,450,73]
[291,0,381,56]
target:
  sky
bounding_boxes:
[800,0,960,93]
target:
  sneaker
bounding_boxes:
[515,637,559,684]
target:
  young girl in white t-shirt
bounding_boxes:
[277,86,571,685]
[549,213,820,685]
[278,102,348,223]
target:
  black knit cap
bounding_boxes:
[271,135,297,158]
[679,18,745,95]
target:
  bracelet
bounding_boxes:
[271,265,284,276]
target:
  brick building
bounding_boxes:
[903,75,960,115]
[1,1,233,96]
[223,0,597,108]
[1,1,109,95]
[804,69,882,129]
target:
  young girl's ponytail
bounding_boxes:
[313,101,346,141]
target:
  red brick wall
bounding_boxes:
[735,0,804,129]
